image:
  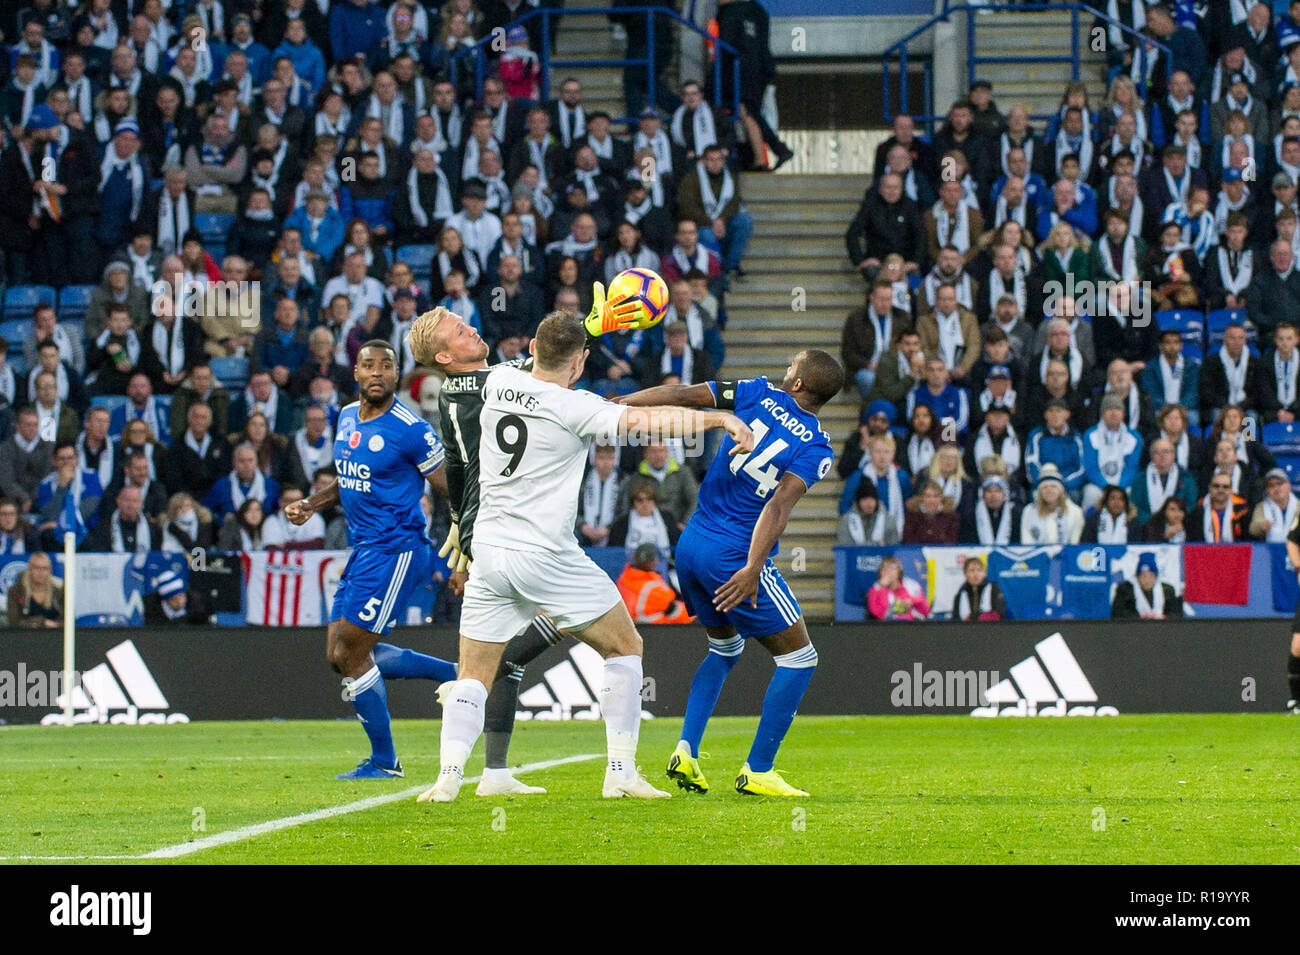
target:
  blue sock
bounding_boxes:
[373,642,457,682]
[347,666,397,768]
[747,645,818,773]
[679,636,744,756]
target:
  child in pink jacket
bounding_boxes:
[867,556,932,621]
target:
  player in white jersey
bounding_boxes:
[414,310,755,801]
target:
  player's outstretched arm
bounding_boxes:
[620,406,754,454]
[287,478,340,525]
[613,382,717,408]
[714,473,808,612]
[424,461,449,498]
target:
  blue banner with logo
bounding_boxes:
[1271,543,1299,613]
[839,546,925,610]
[985,546,1057,619]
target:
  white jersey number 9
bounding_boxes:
[728,419,787,498]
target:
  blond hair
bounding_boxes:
[407,306,455,367]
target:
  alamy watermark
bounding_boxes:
[0,665,80,708]
[1042,276,1151,328]
[890,664,1001,708]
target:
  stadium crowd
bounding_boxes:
[840,0,1300,586]
[0,0,786,586]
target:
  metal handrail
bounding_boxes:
[447,5,741,125]
[883,2,1173,133]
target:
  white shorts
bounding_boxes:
[460,542,622,643]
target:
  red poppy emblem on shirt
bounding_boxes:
[348,431,361,449]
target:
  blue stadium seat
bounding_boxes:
[907,274,923,293]
[90,395,130,417]
[3,285,56,319]
[396,244,437,280]
[0,318,31,349]
[1264,421,1300,453]
[1181,341,1203,362]
[1155,309,1204,347]
[210,356,249,389]
[1276,453,1300,492]
[57,284,97,322]
[1206,308,1250,348]
[6,352,26,377]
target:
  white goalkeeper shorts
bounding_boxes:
[460,542,622,643]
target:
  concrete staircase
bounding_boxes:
[962,7,1109,119]
[550,0,628,120]
[725,173,867,621]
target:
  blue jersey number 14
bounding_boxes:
[728,419,786,498]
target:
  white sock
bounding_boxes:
[439,678,488,772]
[481,766,512,784]
[600,654,643,778]
[678,739,693,758]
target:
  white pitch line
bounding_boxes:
[139,753,603,859]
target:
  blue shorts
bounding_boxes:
[330,545,430,636]
[674,525,802,639]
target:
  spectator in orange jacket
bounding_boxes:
[616,543,695,624]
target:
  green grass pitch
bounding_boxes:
[0,715,1295,864]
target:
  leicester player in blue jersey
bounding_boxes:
[618,349,844,796]
[287,340,459,779]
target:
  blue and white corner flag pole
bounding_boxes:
[63,531,76,725]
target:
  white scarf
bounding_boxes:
[316,107,353,139]
[437,249,481,290]
[229,469,267,510]
[406,165,453,228]
[152,317,187,377]
[1041,342,1084,387]
[1106,0,1145,51]
[433,106,462,148]
[670,244,711,277]
[582,470,620,528]
[30,361,70,402]
[162,509,200,553]
[957,581,997,619]
[1055,127,1093,179]
[111,510,152,554]
[892,281,912,313]
[974,424,1021,474]
[987,268,1026,316]
[128,249,155,289]
[1161,429,1190,470]
[154,191,190,252]
[975,500,1014,544]
[96,326,141,367]
[845,509,889,545]
[76,433,115,489]
[1219,346,1249,404]
[294,427,334,482]
[1220,131,1255,173]
[934,309,965,369]
[367,94,406,145]
[907,435,935,476]
[994,192,1028,228]
[865,463,907,537]
[573,166,603,203]
[169,66,202,107]
[1215,246,1252,295]
[697,164,735,221]
[1159,353,1184,405]
[1276,350,1298,408]
[1263,494,1300,542]
[1203,497,1236,542]
[243,385,279,429]
[625,508,670,553]
[1097,234,1139,281]
[1163,167,1191,206]
[867,309,893,366]
[0,365,14,405]
[1027,502,1071,543]
[623,196,654,226]
[556,102,586,149]
[99,148,145,221]
[1094,424,1136,484]
[1132,577,1166,616]
[999,132,1036,176]
[185,429,211,459]
[932,201,970,254]
[1145,463,1180,515]
[664,304,705,350]
[634,129,674,176]
[660,345,695,384]
[1097,509,1129,543]
[671,103,715,153]
[925,272,974,311]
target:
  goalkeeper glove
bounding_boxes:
[438,524,472,575]
[583,280,646,336]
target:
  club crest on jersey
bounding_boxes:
[369,435,384,452]
[348,431,361,449]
